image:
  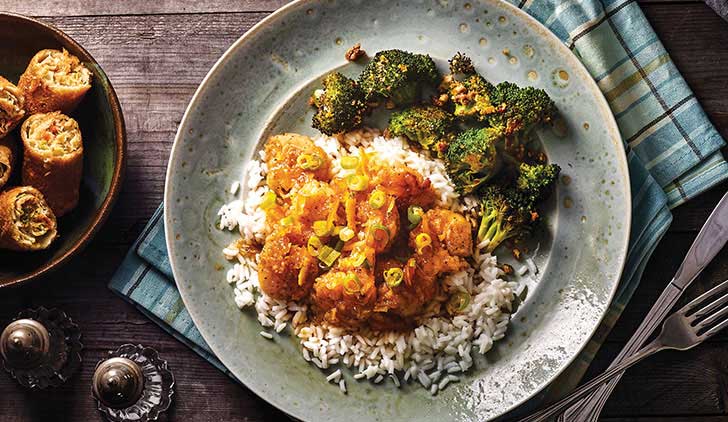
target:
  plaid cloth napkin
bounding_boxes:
[109,0,728,415]
[706,0,728,22]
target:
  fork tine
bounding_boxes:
[681,279,728,315]
[691,291,728,321]
[700,316,728,339]
[695,296,728,330]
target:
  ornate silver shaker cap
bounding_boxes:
[93,344,174,422]
[0,307,82,389]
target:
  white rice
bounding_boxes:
[218,129,518,394]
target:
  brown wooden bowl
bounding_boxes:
[0,13,126,288]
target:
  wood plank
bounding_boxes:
[0,0,703,17]
[0,0,287,16]
[591,344,728,417]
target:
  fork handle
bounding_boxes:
[517,340,664,422]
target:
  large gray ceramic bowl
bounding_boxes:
[165,1,631,420]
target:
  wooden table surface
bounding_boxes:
[0,1,727,421]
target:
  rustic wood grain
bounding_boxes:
[0,0,703,17]
[0,0,286,16]
[0,1,727,421]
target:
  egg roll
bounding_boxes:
[21,112,83,217]
[18,49,92,114]
[0,134,18,190]
[0,186,57,251]
[0,76,25,139]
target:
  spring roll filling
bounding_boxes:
[24,114,82,156]
[0,88,23,132]
[36,50,91,88]
[14,193,54,243]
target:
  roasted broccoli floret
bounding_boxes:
[488,82,557,136]
[477,186,535,253]
[448,52,475,75]
[310,72,368,135]
[516,162,561,204]
[388,104,456,157]
[445,127,503,194]
[359,49,440,107]
[439,73,499,121]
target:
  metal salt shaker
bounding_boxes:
[93,344,174,422]
[0,307,82,389]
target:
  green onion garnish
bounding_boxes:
[346,174,369,191]
[368,190,386,209]
[446,290,471,314]
[343,274,362,294]
[313,220,333,237]
[407,205,423,229]
[383,268,403,287]
[307,236,322,257]
[370,223,390,244]
[317,245,341,267]
[339,227,355,241]
[341,155,360,170]
[260,191,277,210]
[280,216,294,227]
[350,253,367,267]
[297,153,323,170]
[415,232,432,254]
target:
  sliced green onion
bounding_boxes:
[370,223,390,244]
[346,174,369,191]
[383,268,403,288]
[307,236,323,257]
[446,290,471,314]
[407,205,423,229]
[260,191,277,210]
[280,216,294,227]
[339,227,355,241]
[297,153,323,170]
[415,232,432,254]
[350,253,368,267]
[318,245,341,267]
[341,155,360,170]
[343,274,362,295]
[313,220,333,237]
[368,190,386,209]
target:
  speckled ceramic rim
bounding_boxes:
[165,0,631,419]
[0,12,127,289]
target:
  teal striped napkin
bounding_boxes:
[109,0,728,414]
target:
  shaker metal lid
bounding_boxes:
[0,319,50,369]
[92,357,145,409]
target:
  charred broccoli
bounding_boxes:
[488,82,557,136]
[448,52,475,75]
[516,162,561,204]
[359,49,440,107]
[477,185,536,253]
[388,104,456,157]
[440,73,499,121]
[310,72,368,135]
[437,52,499,121]
[445,127,503,194]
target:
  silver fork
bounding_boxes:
[518,277,728,422]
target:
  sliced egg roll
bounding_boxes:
[0,134,18,190]
[21,112,83,217]
[18,49,92,114]
[0,186,57,251]
[0,76,25,139]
